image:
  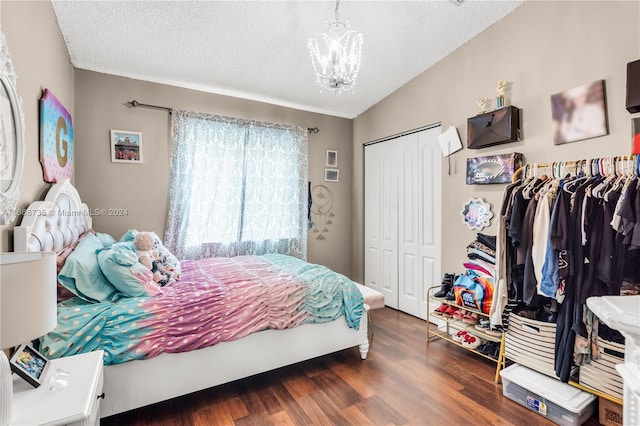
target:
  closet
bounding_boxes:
[364,125,442,319]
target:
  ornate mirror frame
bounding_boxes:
[0,32,25,224]
[460,198,493,230]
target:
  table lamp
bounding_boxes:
[0,251,57,426]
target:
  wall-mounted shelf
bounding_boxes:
[467,105,520,149]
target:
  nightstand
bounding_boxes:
[11,350,104,426]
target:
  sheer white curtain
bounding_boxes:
[165,110,308,260]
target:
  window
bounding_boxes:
[165,110,308,260]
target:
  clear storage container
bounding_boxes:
[500,363,596,426]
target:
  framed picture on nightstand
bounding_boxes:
[9,343,50,388]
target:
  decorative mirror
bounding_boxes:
[461,198,493,230]
[0,32,25,225]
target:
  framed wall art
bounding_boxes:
[551,80,609,145]
[110,129,143,163]
[326,150,337,167]
[324,168,339,182]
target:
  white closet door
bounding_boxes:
[364,142,398,309]
[397,127,441,319]
[417,128,442,320]
[397,134,421,316]
[364,125,441,318]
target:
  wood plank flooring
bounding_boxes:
[103,308,601,425]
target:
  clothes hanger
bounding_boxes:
[563,159,589,193]
[605,156,631,201]
[592,157,616,198]
[522,163,543,199]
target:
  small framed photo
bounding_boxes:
[9,343,51,388]
[324,168,339,182]
[110,129,143,163]
[326,150,338,167]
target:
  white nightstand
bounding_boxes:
[11,350,104,426]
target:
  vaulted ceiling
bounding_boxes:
[51,0,523,119]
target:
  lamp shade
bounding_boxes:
[0,252,57,349]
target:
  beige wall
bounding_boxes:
[352,1,640,283]
[1,1,75,251]
[73,71,353,276]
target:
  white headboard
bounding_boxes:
[14,180,92,252]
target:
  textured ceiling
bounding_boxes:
[51,0,523,119]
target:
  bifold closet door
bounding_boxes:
[364,126,441,319]
[416,128,441,320]
[364,141,399,309]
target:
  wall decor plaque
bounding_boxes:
[466,152,523,185]
[40,89,73,182]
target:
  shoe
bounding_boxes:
[478,341,500,359]
[462,333,482,349]
[462,312,478,325]
[486,327,503,337]
[434,273,455,298]
[433,304,449,315]
[443,306,460,318]
[452,330,468,342]
[475,319,490,331]
[452,309,465,321]
[444,275,459,301]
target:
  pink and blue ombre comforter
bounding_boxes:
[40,254,364,365]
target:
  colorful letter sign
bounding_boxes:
[40,89,73,182]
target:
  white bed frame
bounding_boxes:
[14,180,369,418]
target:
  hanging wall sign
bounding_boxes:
[40,89,73,183]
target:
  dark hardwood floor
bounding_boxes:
[103,308,602,425]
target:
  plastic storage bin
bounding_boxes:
[501,364,597,426]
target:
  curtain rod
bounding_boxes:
[126,99,319,134]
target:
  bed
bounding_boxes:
[14,180,370,418]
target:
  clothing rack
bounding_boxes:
[126,100,320,134]
[512,155,638,182]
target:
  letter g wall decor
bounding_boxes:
[40,89,73,183]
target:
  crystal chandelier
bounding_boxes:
[307,0,363,94]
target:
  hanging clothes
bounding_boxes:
[495,158,639,383]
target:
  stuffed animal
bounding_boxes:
[133,232,165,284]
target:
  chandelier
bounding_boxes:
[307,0,363,94]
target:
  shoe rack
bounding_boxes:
[427,285,506,383]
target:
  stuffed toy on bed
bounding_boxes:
[134,232,170,286]
[127,230,181,285]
